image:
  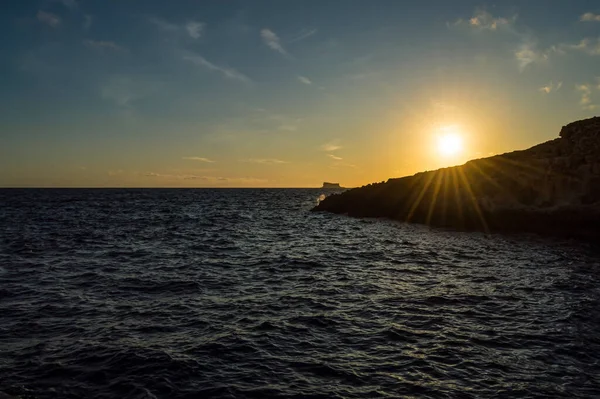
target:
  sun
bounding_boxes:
[436,126,463,157]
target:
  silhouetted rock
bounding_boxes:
[313,117,600,240]
[321,182,343,189]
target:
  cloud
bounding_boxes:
[185,21,204,39]
[512,38,597,71]
[297,76,312,85]
[241,158,289,164]
[581,13,600,22]
[182,156,215,163]
[565,38,600,56]
[575,84,599,110]
[539,81,562,94]
[576,84,592,104]
[321,142,342,152]
[515,41,555,71]
[577,85,591,104]
[37,10,61,28]
[452,9,516,31]
[327,154,343,161]
[261,28,287,55]
[183,54,251,83]
[288,28,318,43]
[467,9,514,31]
[454,9,553,71]
[84,40,127,52]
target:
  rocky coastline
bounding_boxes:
[313,117,600,240]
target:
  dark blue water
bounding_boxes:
[1,189,599,398]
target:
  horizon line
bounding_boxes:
[0,186,347,189]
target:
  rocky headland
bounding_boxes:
[313,117,600,240]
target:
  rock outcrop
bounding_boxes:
[313,117,600,239]
[321,182,343,189]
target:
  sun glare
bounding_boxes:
[436,126,463,157]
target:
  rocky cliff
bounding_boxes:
[313,117,600,239]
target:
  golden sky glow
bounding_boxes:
[1,2,599,187]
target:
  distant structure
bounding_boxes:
[321,182,343,189]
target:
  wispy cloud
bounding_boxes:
[241,158,289,165]
[576,84,598,110]
[288,28,318,43]
[297,76,312,85]
[565,38,600,56]
[515,41,556,71]
[452,9,516,31]
[84,40,128,52]
[185,21,204,39]
[467,9,515,31]
[327,154,343,160]
[577,84,591,104]
[581,12,600,22]
[183,54,251,83]
[539,81,562,94]
[513,34,600,71]
[182,156,215,163]
[261,28,287,55]
[37,10,61,28]
[453,8,559,71]
[321,142,342,152]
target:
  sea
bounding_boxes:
[1,188,599,399]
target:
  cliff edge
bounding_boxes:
[312,117,600,239]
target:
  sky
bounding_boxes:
[1,0,600,187]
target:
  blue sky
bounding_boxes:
[1,0,599,187]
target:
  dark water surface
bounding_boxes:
[1,189,600,398]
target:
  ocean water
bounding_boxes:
[1,188,599,399]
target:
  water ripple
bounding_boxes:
[0,188,599,398]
